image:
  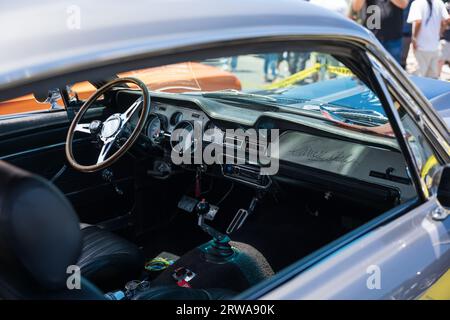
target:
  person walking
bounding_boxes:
[264,53,279,82]
[401,1,413,68]
[408,0,449,78]
[438,1,450,76]
[352,0,410,63]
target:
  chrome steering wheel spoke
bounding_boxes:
[121,96,143,125]
[97,139,115,164]
[75,123,91,134]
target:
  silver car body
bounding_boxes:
[0,0,449,299]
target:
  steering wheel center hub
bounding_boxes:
[101,114,122,138]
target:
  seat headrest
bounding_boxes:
[0,161,82,291]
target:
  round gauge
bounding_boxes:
[170,120,195,154]
[203,121,216,132]
[146,115,162,143]
[170,112,183,126]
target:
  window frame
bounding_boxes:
[368,54,447,201]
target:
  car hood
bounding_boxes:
[261,76,449,129]
[410,76,450,128]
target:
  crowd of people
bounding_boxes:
[313,0,450,79]
[231,1,450,82]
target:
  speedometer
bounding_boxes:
[170,112,183,126]
[146,115,163,143]
[170,120,195,154]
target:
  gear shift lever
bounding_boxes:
[196,199,234,262]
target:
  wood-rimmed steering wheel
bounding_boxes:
[65,77,150,173]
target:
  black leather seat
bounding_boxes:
[0,161,142,296]
[78,224,143,291]
[0,160,236,300]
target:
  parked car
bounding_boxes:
[0,0,448,300]
[0,62,241,116]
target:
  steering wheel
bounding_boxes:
[65,77,150,173]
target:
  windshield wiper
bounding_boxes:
[319,105,388,127]
[202,92,346,126]
[201,90,388,128]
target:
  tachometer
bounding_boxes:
[170,111,183,126]
[146,114,165,143]
[170,120,195,154]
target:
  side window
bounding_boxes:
[0,92,58,117]
[369,53,441,197]
[0,81,96,117]
[381,83,441,197]
[395,100,441,196]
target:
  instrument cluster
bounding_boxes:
[145,101,220,153]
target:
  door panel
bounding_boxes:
[0,109,135,224]
[261,200,450,299]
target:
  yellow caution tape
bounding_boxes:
[419,268,450,300]
[327,65,353,76]
[265,63,353,90]
[420,155,439,196]
[265,63,321,90]
[421,155,438,180]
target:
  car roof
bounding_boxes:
[410,76,450,126]
[0,0,374,98]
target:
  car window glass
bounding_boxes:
[118,52,393,136]
[0,92,61,117]
[369,51,441,197]
[389,90,441,197]
[0,81,96,118]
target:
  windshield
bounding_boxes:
[0,50,392,139]
[114,51,392,137]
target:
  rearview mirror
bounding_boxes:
[432,165,450,221]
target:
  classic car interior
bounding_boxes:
[0,50,421,300]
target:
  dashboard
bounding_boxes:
[116,90,416,203]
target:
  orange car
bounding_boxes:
[0,62,241,116]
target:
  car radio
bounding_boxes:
[222,164,271,188]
